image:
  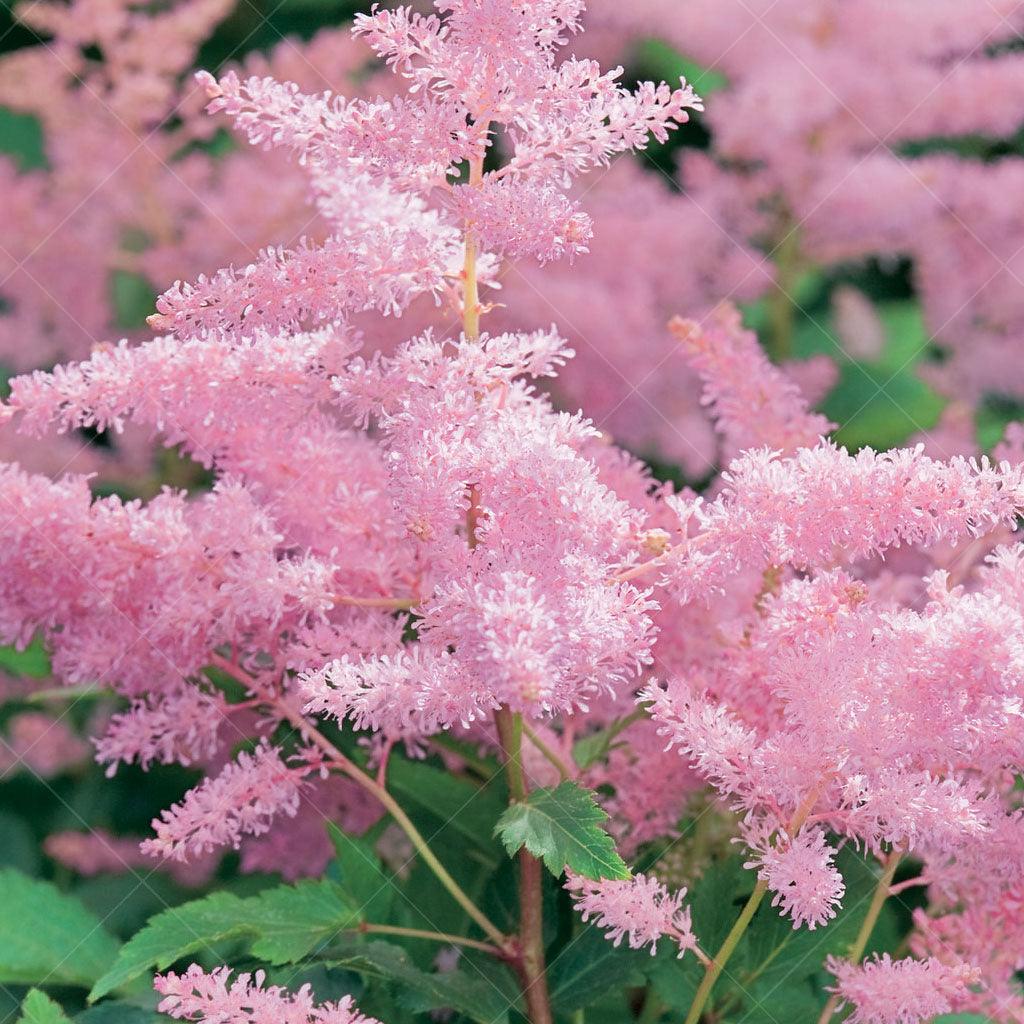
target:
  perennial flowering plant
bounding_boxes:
[3,2,1024,1024]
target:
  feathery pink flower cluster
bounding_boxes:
[565,870,699,958]
[827,954,978,1024]
[4,1,1024,1021]
[0,0,696,883]
[156,967,382,1024]
[141,741,306,862]
[502,0,1024,457]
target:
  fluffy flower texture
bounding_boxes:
[301,330,657,740]
[565,870,698,958]
[827,954,977,1024]
[671,304,833,459]
[662,444,1024,603]
[0,2,375,375]
[910,892,1024,1021]
[495,160,776,471]
[745,828,846,929]
[94,685,227,776]
[0,467,339,696]
[173,0,699,339]
[644,554,1024,920]
[155,966,381,1024]
[585,716,701,856]
[141,742,305,862]
[150,207,462,339]
[448,178,592,263]
[579,0,1024,406]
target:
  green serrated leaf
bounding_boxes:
[327,940,513,1024]
[493,782,629,880]
[247,879,361,963]
[89,881,359,1001]
[327,823,394,924]
[548,926,647,1013]
[88,891,249,1001]
[0,870,121,989]
[17,991,72,1024]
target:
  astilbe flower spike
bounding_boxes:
[141,741,306,862]
[670,303,833,459]
[7,0,1024,1020]
[150,0,700,339]
[826,954,978,1024]
[745,827,846,929]
[565,870,701,958]
[156,966,383,1024]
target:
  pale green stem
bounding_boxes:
[683,879,769,1024]
[521,720,573,781]
[816,849,903,1024]
[682,785,824,1024]
[208,653,507,948]
[357,923,503,956]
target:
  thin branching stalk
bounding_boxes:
[815,847,904,1024]
[355,923,505,957]
[521,720,573,781]
[208,652,508,948]
[683,784,826,1024]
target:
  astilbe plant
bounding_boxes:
[506,0,1024,460]
[5,3,1024,1024]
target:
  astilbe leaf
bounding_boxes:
[494,781,629,880]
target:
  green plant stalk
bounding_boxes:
[683,878,768,1024]
[286,702,508,946]
[209,653,507,948]
[682,784,825,1023]
[815,848,903,1024]
[497,706,554,1024]
[357,923,504,956]
[522,719,573,780]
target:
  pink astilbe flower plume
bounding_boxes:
[301,329,658,743]
[93,684,227,777]
[659,444,1024,603]
[141,741,307,862]
[671,303,834,460]
[745,827,846,929]
[156,966,382,1024]
[6,0,1024,1017]
[151,0,700,340]
[827,954,978,1024]
[565,870,700,959]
